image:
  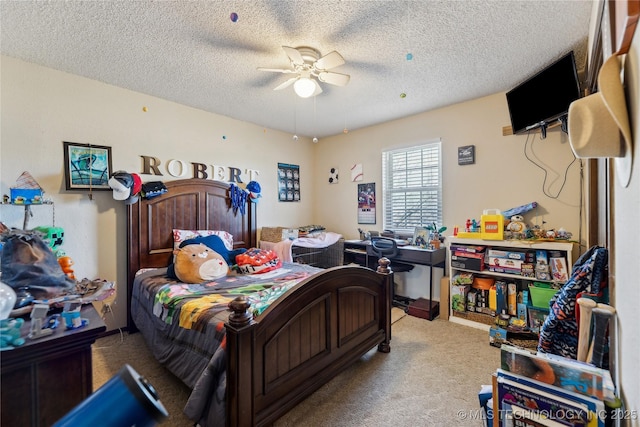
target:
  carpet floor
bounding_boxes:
[93,310,499,426]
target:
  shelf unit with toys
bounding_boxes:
[447,237,576,335]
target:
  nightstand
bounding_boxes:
[1,304,106,426]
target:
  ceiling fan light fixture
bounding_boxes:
[294,77,316,98]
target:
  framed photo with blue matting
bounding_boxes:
[63,141,113,191]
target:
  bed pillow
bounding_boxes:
[173,243,229,283]
[167,235,246,280]
[173,229,233,251]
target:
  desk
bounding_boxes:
[1,304,106,426]
[344,240,446,320]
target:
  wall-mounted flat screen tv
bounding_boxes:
[506,51,581,135]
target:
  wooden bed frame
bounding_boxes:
[126,178,393,426]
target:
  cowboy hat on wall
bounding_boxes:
[568,53,633,187]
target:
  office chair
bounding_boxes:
[370,237,414,309]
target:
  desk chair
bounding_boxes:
[370,237,415,309]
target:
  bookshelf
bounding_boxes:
[447,238,576,332]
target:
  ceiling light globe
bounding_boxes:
[294,78,316,98]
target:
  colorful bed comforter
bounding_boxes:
[130,262,322,426]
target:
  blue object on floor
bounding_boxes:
[52,364,168,427]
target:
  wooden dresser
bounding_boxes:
[1,304,106,426]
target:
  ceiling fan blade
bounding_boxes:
[312,79,323,96]
[315,51,345,70]
[282,46,304,65]
[257,67,295,74]
[273,77,298,91]
[318,71,350,86]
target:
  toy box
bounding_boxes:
[10,188,43,205]
[450,244,487,254]
[487,256,524,272]
[480,209,504,240]
[550,257,569,282]
[486,248,534,262]
[450,284,470,312]
[489,326,508,347]
[451,255,485,271]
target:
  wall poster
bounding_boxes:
[277,163,300,202]
[357,182,376,224]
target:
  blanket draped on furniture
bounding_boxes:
[537,246,608,359]
[261,231,342,263]
[132,263,322,425]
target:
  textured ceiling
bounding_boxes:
[0,1,593,139]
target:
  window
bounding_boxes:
[382,141,442,233]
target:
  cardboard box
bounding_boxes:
[10,188,43,205]
[488,265,521,275]
[486,249,533,262]
[453,250,484,259]
[487,256,524,271]
[451,254,485,271]
[451,284,470,312]
[489,326,508,347]
[440,276,450,320]
[550,257,569,282]
[450,244,487,254]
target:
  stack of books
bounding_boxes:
[492,344,615,426]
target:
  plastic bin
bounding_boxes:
[528,283,559,308]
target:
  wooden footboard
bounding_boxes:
[226,263,393,426]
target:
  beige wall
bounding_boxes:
[314,93,582,243]
[0,55,318,333]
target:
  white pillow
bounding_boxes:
[172,229,233,251]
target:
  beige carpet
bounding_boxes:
[93,313,498,426]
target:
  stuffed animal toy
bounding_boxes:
[173,243,229,283]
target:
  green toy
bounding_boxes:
[33,226,66,257]
[0,318,25,349]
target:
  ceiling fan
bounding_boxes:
[258,46,350,98]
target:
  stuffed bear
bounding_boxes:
[173,243,229,284]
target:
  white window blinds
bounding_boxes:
[382,141,442,233]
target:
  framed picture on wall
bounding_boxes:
[458,145,475,165]
[277,162,300,202]
[63,141,113,191]
[357,183,376,224]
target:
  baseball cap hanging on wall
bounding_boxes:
[568,54,633,187]
[108,171,142,205]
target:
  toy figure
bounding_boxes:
[506,215,526,239]
[33,226,66,257]
[58,256,76,280]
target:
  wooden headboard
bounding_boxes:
[126,178,256,330]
